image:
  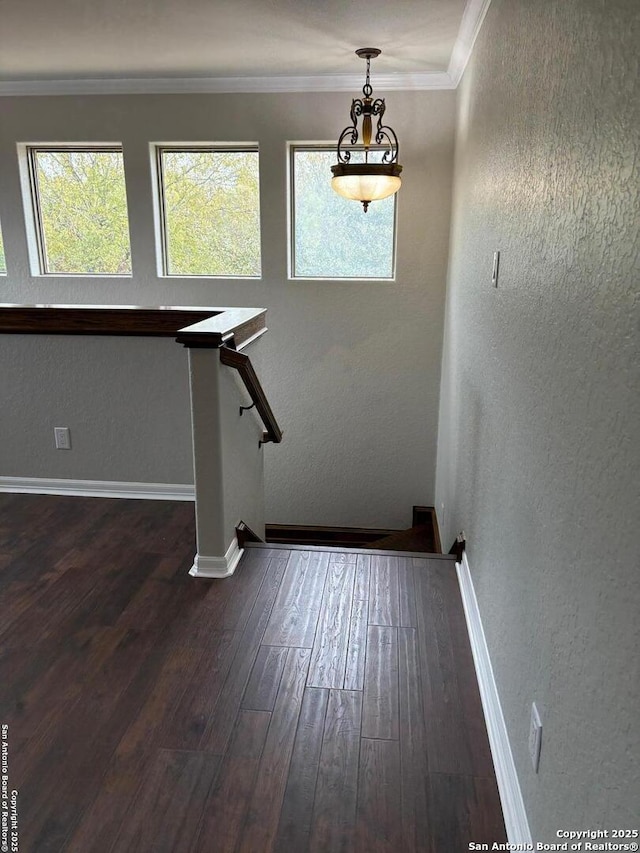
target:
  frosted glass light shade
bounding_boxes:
[331,163,402,204]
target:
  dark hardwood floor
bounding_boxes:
[0,493,506,852]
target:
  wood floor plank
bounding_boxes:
[308,560,356,688]
[54,550,159,637]
[237,647,311,852]
[200,551,290,754]
[467,776,507,843]
[111,749,221,853]
[369,555,400,626]
[263,549,330,647]
[437,559,495,775]
[428,773,506,850]
[413,559,473,775]
[241,644,288,711]
[0,495,505,852]
[159,628,240,750]
[398,560,418,627]
[175,583,239,649]
[116,577,191,634]
[217,547,272,631]
[275,687,329,852]
[309,688,362,853]
[4,625,129,773]
[16,626,183,853]
[326,551,359,564]
[192,710,271,853]
[0,545,86,639]
[398,626,431,852]
[170,554,287,653]
[355,738,402,852]
[0,556,117,652]
[1,623,111,729]
[66,642,205,853]
[344,554,371,690]
[0,497,109,591]
[421,557,494,773]
[362,625,399,740]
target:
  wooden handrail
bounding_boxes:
[0,304,268,350]
[0,304,218,336]
[219,345,283,445]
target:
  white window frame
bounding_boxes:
[152,143,262,279]
[18,142,132,278]
[287,142,398,282]
[0,219,6,276]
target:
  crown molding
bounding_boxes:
[0,71,455,97]
[0,0,490,96]
[448,0,493,86]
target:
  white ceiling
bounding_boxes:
[0,0,491,94]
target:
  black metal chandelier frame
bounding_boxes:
[335,48,400,168]
[331,48,403,211]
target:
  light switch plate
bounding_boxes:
[54,427,71,450]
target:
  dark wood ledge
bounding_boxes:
[0,304,267,349]
[175,307,267,350]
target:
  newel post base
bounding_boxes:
[188,539,245,579]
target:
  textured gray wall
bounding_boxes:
[0,335,193,483]
[436,0,640,839]
[0,90,456,527]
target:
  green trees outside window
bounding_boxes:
[32,149,132,275]
[291,148,396,279]
[14,144,395,280]
[159,149,261,277]
[0,221,6,273]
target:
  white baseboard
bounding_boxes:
[189,538,244,579]
[456,551,532,845]
[0,476,195,501]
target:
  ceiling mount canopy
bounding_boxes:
[331,48,403,212]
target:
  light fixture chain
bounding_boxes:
[363,55,373,98]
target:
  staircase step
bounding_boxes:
[369,523,438,553]
[264,511,441,554]
[264,524,400,549]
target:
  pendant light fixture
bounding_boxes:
[331,48,402,212]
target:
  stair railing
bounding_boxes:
[219,345,283,445]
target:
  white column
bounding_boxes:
[186,346,265,578]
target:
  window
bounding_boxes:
[156,147,261,277]
[0,219,6,274]
[290,146,397,280]
[27,147,132,275]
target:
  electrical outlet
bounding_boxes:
[529,702,542,772]
[492,250,500,287]
[54,427,71,450]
